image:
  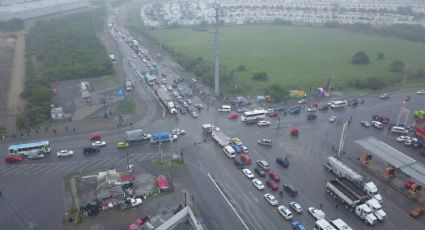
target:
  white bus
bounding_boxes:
[8,140,51,156]
[244,109,268,120]
[314,219,337,230]
[330,219,353,230]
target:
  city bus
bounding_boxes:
[243,109,268,120]
[8,141,51,156]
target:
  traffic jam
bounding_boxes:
[204,90,425,230]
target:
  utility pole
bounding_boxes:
[214,3,220,97]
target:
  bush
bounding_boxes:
[351,51,370,64]
[252,71,269,81]
[389,60,405,72]
[413,70,425,79]
[353,77,385,90]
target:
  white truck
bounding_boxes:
[363,181,383,203]
[326,177,378,226]
[365,198,386,221]
[355,204,378,226]
[125,80,132,91]
[125,129,151,142]
[167,102,177,115]
[325,156,383,203]
[211,131,231,147]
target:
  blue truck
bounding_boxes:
[150,132,176,144]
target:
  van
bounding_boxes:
[233,158,244,169]
[391,126,408,134]
[240,154,252,165]
[218,105,231,112]
[223,145,236,158]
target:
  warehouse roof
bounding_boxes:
[355,136,425,186]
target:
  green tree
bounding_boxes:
[378,52,384,59]
[252,71,269,81]
[351,51,370,64]
[389,60,405,72]
[16,117,27,131]
[266,84,289,101]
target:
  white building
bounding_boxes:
[0,0,90,20]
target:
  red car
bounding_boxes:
[90,132,101,141]
[268,111,278,117]
[266,180,279,191]
[228,113,238,120]
[4,155,23,163]
[268,171,281,182]
[156,175,169,191]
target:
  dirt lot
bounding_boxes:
[0,32,26,136]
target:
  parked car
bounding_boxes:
[361,121,371,127]
[416,90,425,95]
[289,106,301,114]
[307,114,317,120]
[268,171,281,182]
[258,120,271,126]
[257,139,272,146]
[283,184,298,197]
[172,129,186,136]
[256,160,270,171]
[291,221,306,230]
[156,175,169,191]
[241,146,249,153]
[92,141,107,147]
[266,180,279,191]
[289,202,303,214]
[233,158,244,169]
[243,169,255,179]
[379,93,390,99]
[232,137,242,145]
[28,153,45,160]
[297,99,306,104]
[307,106,317,112]
[372,121,384,129]
[278,205,293,220]
[268,111,278,117]
[191,111,198,118]
[329,116,337,122]
[319,104,329,111]
[4,155,23,163]
[252,179,265,190]
[116,142,129,149]
[228,113,238,120]
[264,193,278,206]
[276,157,289,168]
[57,150,74,157]
[254,167,266,177]
[240,154,252,165]
[397,135,411,142]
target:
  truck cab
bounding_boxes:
[363,182,383,203]
[355,204,378,226]
[365,199,386,221]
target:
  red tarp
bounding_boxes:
[415,127,425,138]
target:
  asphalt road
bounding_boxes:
[1,6,425,230]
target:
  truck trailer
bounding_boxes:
[211,131,231,147]
[150,132,176,144]
[125,129,150,142]
[324,156,363,185]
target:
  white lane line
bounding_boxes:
[2,165,27,175]
[15,163,48,175]
[208,173,250,230]
[78,159,94,170]
[88,157,114,169]
[43,162,69,174]
[62,162,83,173]
[0,165,22,174]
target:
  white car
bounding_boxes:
[258,120,271,126]
[172,129,186,136]
[371,121,383,129]
[416,90,425,95]
[289,202,303,214]
[92,141,107,147]
[278,205,293,220]
[161,79,167,84]
[243,169,254,179]
[241,146,249,153]
[183,101,188,107]
[297,99,306,104]
[57,150,74,157]
[187,99,192,104]
[396,135,411,142]
[264,193,278,206]
[130,198,143,207]
[361,121,371,127]
[173,91,179,97]
[240,116,246,122]
[307,107,317,112]
[252,179,264,190]
[308,207,325,220]
[167,86,173,91]
[329,116,337,122]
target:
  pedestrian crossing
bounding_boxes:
[0,152,158,177]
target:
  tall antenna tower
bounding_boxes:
[214,3,220,97]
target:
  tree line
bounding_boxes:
[0,18,24,32]
[19,9,112,130]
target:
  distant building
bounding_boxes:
[0,0,90,20]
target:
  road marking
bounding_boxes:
[16,163,48,175]
[208,173,250,230]
[248,191,258,203]
[59,161,81,173]
[87,157,114,169]
[43,162,69,174]
[2,165,26,175]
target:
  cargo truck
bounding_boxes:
[325,157,383,203]
[326,177,377,226]
[150,132,176,144]
[365,198,386,221]
[211,131,231,147]
[125,129,151,142]
[125,80,132,91]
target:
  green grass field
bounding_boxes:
[150,25,425,93]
